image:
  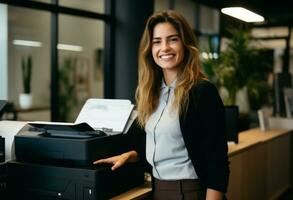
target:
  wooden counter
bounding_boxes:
[227,128,292,200]
[113,128,292,200]
[228,128,291,156]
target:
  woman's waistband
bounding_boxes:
[154,178,203,191]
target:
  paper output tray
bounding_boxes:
[28,122,106,139]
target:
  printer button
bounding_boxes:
[84,187,95,200]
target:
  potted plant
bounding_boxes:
[58,56,77,122]
[19,55,33,109]
[202,28,272,113]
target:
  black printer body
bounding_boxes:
[7,123,144,200]
[14,122,133,166]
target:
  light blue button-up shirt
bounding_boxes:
[145,80,198,180]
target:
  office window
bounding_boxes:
[59,14,104,121]
[2,1,113,121]
[8,6,51,120]
[59,0,105,14]
[26,0,105,13]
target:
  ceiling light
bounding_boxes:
[221,7,264,23]
[13,39,83,52]
[57,44,83,52]
[13,39,42,47]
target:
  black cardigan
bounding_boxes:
[128,80,230,193]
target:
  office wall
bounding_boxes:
[199,5,220,34]
[154,0,169,12]
[154,0,200,30]
[173,0,198,29]
[251,27,293,74]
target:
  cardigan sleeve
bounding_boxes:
[181,80,230,193]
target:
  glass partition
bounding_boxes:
[58,14,105,121]
[59,0,105,14]
[8,5,51,121]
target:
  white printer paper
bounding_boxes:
[123,110,137,133]
[75,98,135,134]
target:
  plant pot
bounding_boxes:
[19,93,33,109]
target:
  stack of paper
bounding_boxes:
[75,98,135,134]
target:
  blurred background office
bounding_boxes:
[0,0,292,129]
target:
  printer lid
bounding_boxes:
[28,122,106,139]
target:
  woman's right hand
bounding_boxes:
[93,150,139,171]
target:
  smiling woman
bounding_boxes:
[94,10,229,200]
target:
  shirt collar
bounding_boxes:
[161,79,177,90]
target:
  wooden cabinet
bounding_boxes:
[227,130,291,200]
[266,134,290,199]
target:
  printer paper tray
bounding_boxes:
[7,161,144,200]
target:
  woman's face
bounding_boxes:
[151,22,184,73]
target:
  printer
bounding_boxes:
[13,122,131,166]
[7,122,144,200]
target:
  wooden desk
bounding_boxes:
[228,128,291,156]
[113,128,292,200]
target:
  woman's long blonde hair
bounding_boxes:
[136,10,206,127]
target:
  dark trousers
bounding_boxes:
[153,178,206,200]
